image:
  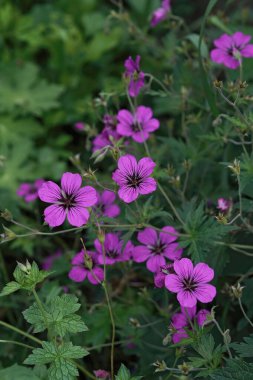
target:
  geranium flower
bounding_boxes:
[38,172,97,227]
[165,258,216,308]
[74,122,85,131]
[210,32,253,69]
[151,0,171,27]
[17,179,44,203]
[154,263,174,288]
[94,190,120,218]
[94,369,110,379]
[217,198,232,213]
[94,233,133,265]
[132,227,183,273]
[68,250,104,285]
[92,114,122,152]
[124,55,145,97]
[117,106,159,143]
[171,305,210,343]
[112,154,157,203]
[42,250,62,270]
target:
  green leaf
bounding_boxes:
[24,341,88,380]
[211,359,253,380]
[23,294,88,337]
[0,364,40,380]
[115,364,142,380]
[232,334,253,358]
[13,261,49,291]
[0,281,21,297]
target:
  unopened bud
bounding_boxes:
[0,209,13,221]
[228,159,240,175]
[129,318,141,328]
[178,362,191,375]
[224,329,231,345]
[97,230,105,244]
[152,360,167,372]
[84,253,93,270]
[215,213,228,225]
[1,225,16,241]
[17,261,29,273]
[231,283,244,299]
[163,333,171,346]
[213,79,223,88]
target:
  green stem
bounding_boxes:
[32,288,51,339]
[213,319,232,359]
[0,320,42,345]
[238,298,253,328]
[0,339,35,350]
[75,362,97,380]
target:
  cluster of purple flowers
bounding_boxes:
[17,179,45,203]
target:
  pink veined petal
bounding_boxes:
[67,206,90,227]
[193,263,214,283]
[135,106,153,124]
[213,34,232,50]
[132,245,151,263]
[173,258,194,280]
[112,169,126,186]
[104,233,121,253]
[154,272,166,288]
[75,186,97,207]
[195,284,216,304]
[160,226,178,244]
[71,251,84,265]
[101,190,116,205]
[25,192,38,202]
[87,267,104,285]
[117,122,134,137]
[128,77,144,97]
[177,289,197,308]
[210,49,227,64]
[240,44,253,58]
[120,241,133,262]
[38,181,61,203]
[132,130,150,143]
[118,185,139,203]
[171,312,188,329]
[146,255,166,273]
[232,31,251,48]
[138,177,157,195]
[172,329,189,344]
[97,254,115,265]
[163,243,183,261]
[196,309,210,326]
[181,305,196,320]
[94,239,103,255]
[222,54,240,69]
[165,274,183,293]
[117,109,134,126]
[138,227,157,245]
[151,8,167,27]
[117,154,138,176]
[144,118,160,132]
[104,204,120,218]
[137,157,156,177]
[44,204,66,227]
[61,172,82,195]
[68,266,87,282]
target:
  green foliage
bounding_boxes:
[23,294,88,337]
[0,364,41,380]
[116,364,143,380]
[211,359,253,380]
[232,334,253,358]
[24,341,88,380]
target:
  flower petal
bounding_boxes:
[160,226,178,244]
[38,181,61,203]
[172,329,189,344]
[118,154,138,175]
[165,274,183,293]
[146,255,166,273]
[173,258,194,280]
[75,186,97,207]
[171,312,188,329]
[195,284,216,304]
[69,266,87,282]
[138,177,157,195]
[132,245,151,262]
[71,251,84,265]
[44,204,66,227]
[104,204,120,218]
[137,227,157,245]
[61,172,82,195]
[232,31,251,48]
[132,130,150,143]
[101,190,116,205]
[135,106,153,124]
[177,289,197,308]
[137,157,156,177]
[87,267,104,285]
[118,186,139,203]
[193,263,214,283]
[241,44,253,58]
[163,243,183,261]
[67,206,90,227]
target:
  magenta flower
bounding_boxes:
[68,250,104,285]
[74,122,85,131]
[112,154,156,203]
[217,198,232,213]
[165,258,216,308]
[117,106,159,143]
[124,55,145,97]
[92,114,122,152]
[210,32,253,69]
[38,172,97,228]
[154,263,174,288]
[94,369,110,379]
[95,190,120,218]
[132,227,183,273]
[151,0,171,27]
[17,179,44,203]
[42,250,62,270]
[171,305,210,343]
[94,233,133,265]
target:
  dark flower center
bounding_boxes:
[126,172,143,188]
[132,122,142,133]
[182,277,197,291]
[106,249,119,258]
[61,192,76,209]
[150,241,167,255]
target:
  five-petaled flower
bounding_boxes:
[151,0,171,28]
[112,154,157,203]
[124,55,145,97]
[217,198,232,213]
[117,106,159,143]
[17,179,45,203]
[94,190,120,218]
[210,32,253,69]
[69,249,104,285]
[170,305,210,343]
[154,263,174,288]
[38,172,97,227]
[94,233,133,265]
[132,226,183,273]
[165,258,216,308]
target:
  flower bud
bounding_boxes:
[231,283,244,299]
[178,362,191,375]
[213,79,223,88]
[152,360,167,372]
[228,159,240,175]
[0,209,13,221]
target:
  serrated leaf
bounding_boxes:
[211,359,253,380]
[24,342,88,380]
[232,334,253,357]
[0,364,40,380]
[115,364,142,380]
[23,294,88,337]
[0,281,21,297]
[13,261,49,291]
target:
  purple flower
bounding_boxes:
[165,258,216,308]
[94,233,133,265]
[68,250,104,285]
[38,172,97,228]
[154,263,174,288]
[94,190,120,218]
[74,122,85,131]
[217,198,232,213]
[171,305,210,343]
[124,55,145,97]
[92,114,122,152]
[151,0,171,27]
[117,106,159,143]
[94,369,110,379]
[112,154,157,203]
[17,179,45,203]
[210,32,253,69]
[42,250,62,270]
[132,227,183,273]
